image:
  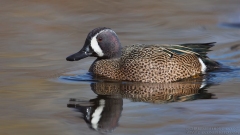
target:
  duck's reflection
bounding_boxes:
[67,96,123,133]
[67,77,215,133]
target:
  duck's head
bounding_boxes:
[66,27,122,61]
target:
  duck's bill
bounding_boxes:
[66,51,89,61]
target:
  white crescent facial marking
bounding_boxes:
[91,34,104,57]
[90,29,117,57]
[198,58,207,74]
[91,99,105,130]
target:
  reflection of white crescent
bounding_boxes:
[91,99,105,130]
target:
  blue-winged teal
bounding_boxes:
[66,27,220,83]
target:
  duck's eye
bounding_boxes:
[98,38,102,42]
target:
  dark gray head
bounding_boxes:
[66,27,122,61]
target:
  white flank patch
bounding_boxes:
[91,99,105,130]
[198,58,207,74]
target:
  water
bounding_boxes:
[1,0,240,135]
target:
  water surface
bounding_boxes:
[1,0,240,135]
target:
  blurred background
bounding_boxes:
[1,0,240,135]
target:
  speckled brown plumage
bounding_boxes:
[90,44,203,83]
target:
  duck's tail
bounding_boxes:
[168,42,221,71]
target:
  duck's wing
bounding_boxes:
[163,42,216,57]
[122,43,220,71]
[166,42,220,71]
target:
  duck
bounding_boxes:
[66,27,220,83]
